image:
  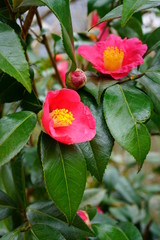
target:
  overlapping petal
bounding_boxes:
[42,89,96,144]
[78,34,147,79]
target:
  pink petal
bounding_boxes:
[78,34,147,79]
[42,89,96,144]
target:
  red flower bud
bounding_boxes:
[77,210,91,228]
[66,69,87,90]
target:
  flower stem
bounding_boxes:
[21,7,38,40]
[36,10,63,86]
[4,0,16,21]
[119,73,145,84]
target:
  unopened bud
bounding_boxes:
[77,210,91,228]
[66,68,87,90]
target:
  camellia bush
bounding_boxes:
[0,0,160,239]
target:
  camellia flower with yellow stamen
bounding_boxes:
[42,89,96,144]
[77,34,147,79]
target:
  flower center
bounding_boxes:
[103,46,124,71]
[50,108,75,128]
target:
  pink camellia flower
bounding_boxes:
[77,34,147,79]
[90,11,109,41]
[77,210,91,228]
[42,89,96,144]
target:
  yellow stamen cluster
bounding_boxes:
[50,108,75,128]
[103,46,124,71]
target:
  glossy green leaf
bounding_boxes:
[138,75,160,114]
[0,73,25,103]
[145,67,160,84]
[79,91,114,181]
[92,224,131,240]
[27,201,94,240]
[96,0,160,26]
[1,228,21,240]
[12,0,23,9]
[80,188,106,209]
[110,205,145,223]
[0,190,16,220]
[0,16,21,35]
[31,224,66,240]
[115,177,141,206]
[94,5,122,26]
[103,166,119,194]
[119,222,142,240]
[21,91,42,114]
[87,0,112,17]
[146,27,160,52]
[112,17,143,40]
[146,111,160,134]
[20,0,76,73]
[23,146,43,187]
[41,0,76,73]
[121,0,149,27]
[103,84,151,168]
[11,153,27,208]
[84,72,116,105]
[1,163,20,203]
[0,22,31,92]
[0,111,37,166]
[40,133,86,224]
[92,212,117,226]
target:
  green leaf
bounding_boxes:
[146,27,160,52]
[79,90,114,181]
[0,73,25,103]
[146,111,160,134]
[0,111,37,166]
[11,153,27,208]
[1,228,21,240]
[94,5,122,26]
[121,0,150,27]
[0,16,21,34]
[23,146,43,187]
[119,222,142,240]
[27,201,94,240]
[40,133,86,224]
[87,0,112,16]
[20,0,76,73]
[31,224,66,240]
[115,177,141,206]
[41,0,76,73]
[92,224,131,240]
[1,163,19,203]
[109,205,145,224]
[112,17,143,40]
[149,195,160,223]
[92,212,117,226]
[84,72,116,105]
[21,90,42,114]
[0,190,16,220]
[145,67,160,84]
[96,0,160,26]
[103,84,151,168]
[12,0,23,9]
[80,188,106,209]
[138,75,160,114]
[103,166,119,194]
[0,22,31,92]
